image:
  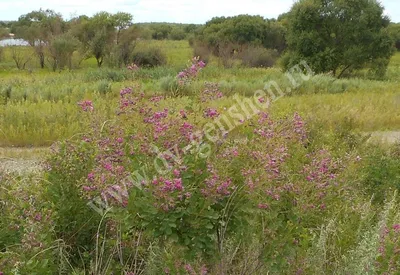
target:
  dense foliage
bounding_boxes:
[283,0,395,78]
[191,15,286,68]
[198,15,286,52]
[388,23,400,50]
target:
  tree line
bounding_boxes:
[0,0,399,77]
[0,10,200,70]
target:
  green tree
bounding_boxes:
[0,28,8,40]
[67,15,92,64]
[151,24,172,40]
[47,33,80,71]
[112,12,133,45]
[184,24,200,34]
[388,23,400,50]
[13,9,65,68]
[72,12,116,67]
[284,0,394,78]
[169,26,186,40]
[197,15,286,54]
[110,25,140,67]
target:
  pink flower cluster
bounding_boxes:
[180,122,195,141]
[203,108,220,119]
[201,82,223,102]
[302,150,339,188]
[202,175,233,199]
[150,95,165,103]
[293,112,307,142]
[144,108,169,124]
[80,126,133,206]
[151,175,191,211]
[119,87,145,113]
[177,56,206,85]
[120,87,133,97]
[201,166,234,200]
[78,100,94,112]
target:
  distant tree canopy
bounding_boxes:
[195,15,287,54]
[137,23,201,40]
[4,5,398,74]
[283,0,394,78]
[0,27,9,39]
[388,23,400,50]
[10,10,137,69]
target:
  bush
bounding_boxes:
[159,75,190,97]
[84,68,130,82]
[33,87,364,273]
[284,0,394,78]
[361,144,400,204]
[0,85,12,105]
[239,46,279,68]
[44,141,103,268]
[196,15,286,54]
[192,42,211,63]
[97,80,112,94]
[132,47,167,67]
[169,27,187,40]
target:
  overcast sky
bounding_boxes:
[0,0,399,23]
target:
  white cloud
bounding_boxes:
[0,0,399,23]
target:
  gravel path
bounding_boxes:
[0,159,43,174]
[0,147,48,175]
[368,131,400,144]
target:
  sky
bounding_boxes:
[0,0,399,23]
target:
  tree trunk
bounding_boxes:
[96,56,103,67]
[35,44,46,69]
[39,53,45,69]
[337,65,352,78]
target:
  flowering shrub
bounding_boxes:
[77,100,94,112]
[200,82,223,102]
[0,172,58,274]
[203,107,220,119]
[31,82,366,273]
[177,56,206,85]
[2,80,380,274]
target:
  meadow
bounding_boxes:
[1,40,400,274]
[1,40,399,147]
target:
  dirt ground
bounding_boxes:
[368,131,400,144]
[0,147,49,175]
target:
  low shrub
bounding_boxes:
[0,85,11,105]
[97,80,112,95]
[361,144,400,204]
[159,75,184,97]
[132,47,167,67]
[169,27,187,40]
[239,46,279,68]
[25,86,363,273]
[192,42,212,63]
[84,68,130,82]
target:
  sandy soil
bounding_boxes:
[0,147,49,175]
[368,131,400,144]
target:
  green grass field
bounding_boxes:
[1,41,399,147]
